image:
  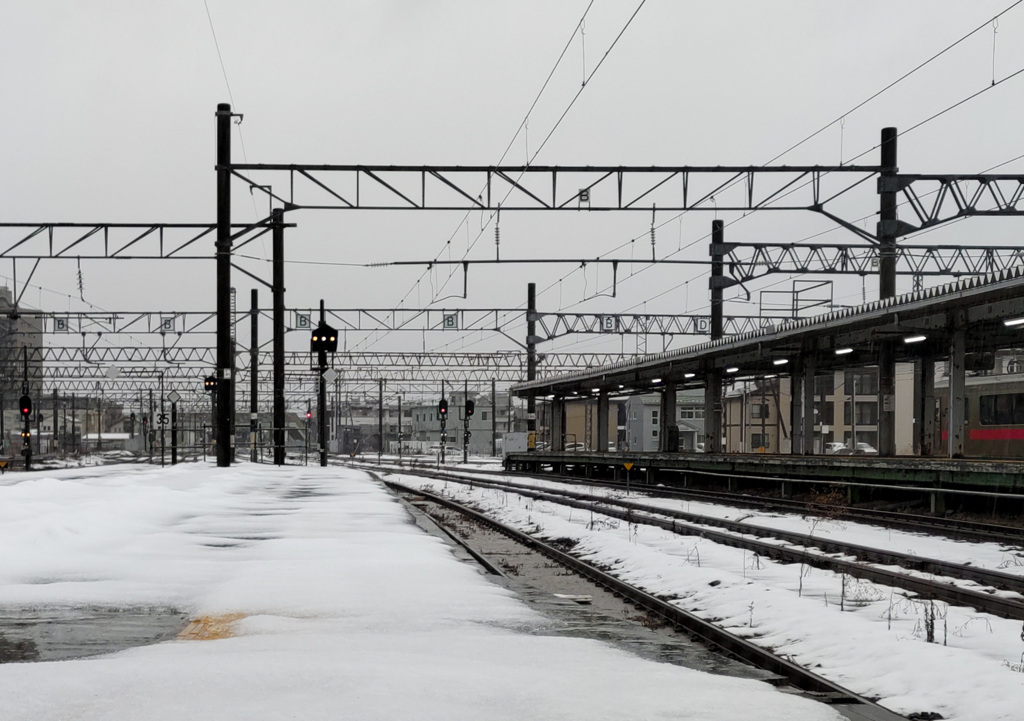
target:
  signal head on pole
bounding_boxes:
[311,322,338,353]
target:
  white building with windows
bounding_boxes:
[624,391,705,452]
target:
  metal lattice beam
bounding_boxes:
[726,243,1024,283]
[0,221,291,259]
[894,175,1024,235]
[229,164,880,213]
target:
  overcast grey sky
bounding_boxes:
[2,1,1022,358]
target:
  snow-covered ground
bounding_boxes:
[391,470,1024,721]
[0,462,840,721]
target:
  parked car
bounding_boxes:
[853,442,878,455]
[824,442,849,455]
[694,443,706,453]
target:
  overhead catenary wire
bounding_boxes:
[352,3,1024,360]
[429,0,648,302]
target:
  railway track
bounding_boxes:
[379,457,1024,545]
[385,475,905,721]
[358,460,1024,621]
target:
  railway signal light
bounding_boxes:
[465,399,475,417]
[204,375,218,392]
[310,322,338,353]
[438,399,448,417]
[19,395,31,418]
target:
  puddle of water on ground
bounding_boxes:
[0,606,188,663]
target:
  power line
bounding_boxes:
[359,2,602,353]
[424,0,649,312]
[766,0,1024,166]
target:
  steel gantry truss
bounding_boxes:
[724,243,1024,283]
[0,222,289,260]
[211,116,1024,467]
[8,306,785,340]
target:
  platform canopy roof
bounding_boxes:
[512,268,1024,398]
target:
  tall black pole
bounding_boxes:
[272,209,286,466]
[319,300,328,467]
[377,378,384,464]
[877,127,899,456]
[22,348,30,470]
[878,127,899,300]
[705,221,725,454]
[440,379,446,465]
[526,283,537,451]
[251,289,259,463]
[710,219,725,340]
[171,402,178,465]
[215,102,233,467]
[491,378,497,457]
[463,379,469,464]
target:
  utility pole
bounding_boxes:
[149,389,154,465]
[440,379,447,465]
[159,373,165,467]
[171,397,178,465]
[397,394,403,460]
[377,378,384,465]
[704,221,725,453]
[463,379,469,464]
[319,299,328,467]
[215,102,233,467]
[21,348,30,470]
[877,127,899,457]
[527,283,537,451]
[251,288,259,463]
[273,209,286,465]
[96,385,102,452]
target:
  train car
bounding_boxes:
[937,374,1024,459]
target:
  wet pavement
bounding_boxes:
[0,606,187,663]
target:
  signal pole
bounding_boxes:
[439,380,447,465]
[526,283,537,451]
[319,300,328,467]
[463,379,471,464]
[22,348,31,470]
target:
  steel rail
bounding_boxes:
[389,459,1024,545]
[383,477,902,716]
[372,463,1024,620]
[481,477,1024,598]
